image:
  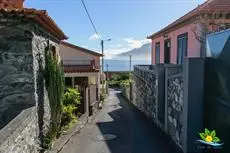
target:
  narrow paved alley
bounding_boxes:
[60,89,181,153]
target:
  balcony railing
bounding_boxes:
[62,60,99,73]
[62,60,96,66]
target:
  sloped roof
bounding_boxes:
[0,8,68,40]
[148,0,230,39]
[61,41,103,57]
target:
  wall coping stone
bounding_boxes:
[0,106,36,146]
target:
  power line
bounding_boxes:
[80,0,101,40]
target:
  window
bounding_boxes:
[177,33,188,64]
[155,42,160,64]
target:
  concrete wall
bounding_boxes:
[182,58,204,153]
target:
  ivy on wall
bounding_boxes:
[44,46,64,147]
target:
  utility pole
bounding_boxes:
[129,54,132,101]
[101,40,104,83]
[129,55,132,79]
[100,39,111,85]
[106,64,109,81]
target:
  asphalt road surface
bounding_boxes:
[60,89,181,153]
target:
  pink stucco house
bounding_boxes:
[148,0,230,65]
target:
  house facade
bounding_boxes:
[60,41,102,115]
[148,0,230,65]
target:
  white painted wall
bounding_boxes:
[59,44,100,68]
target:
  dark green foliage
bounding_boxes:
[108,73,131,88]
[107,80,121,88]
[44,48,64,147]
[110,73,129,81]
[43,133,53,149]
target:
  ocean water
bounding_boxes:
[103,59,151,72]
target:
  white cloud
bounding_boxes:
[89,34,101,40]
[110,44,122,48]
[141,39,152,45]
[101,38,151,59]
[104,48,131,59]
[124,38,151,49]
[81,45,87,48]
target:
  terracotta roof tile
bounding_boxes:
[0,0,24,9]
[0,8,68,40]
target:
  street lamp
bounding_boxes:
[101,38,111,84]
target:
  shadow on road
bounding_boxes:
[96,90,182,153]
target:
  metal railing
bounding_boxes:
[62,60,95,66]
[61,60,100,72]
[134,65,157,81]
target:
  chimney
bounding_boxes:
[0,0,25,9]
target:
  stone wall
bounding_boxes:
[0,107,39,153]
[132,61,205,153]
[132,66,157,122]
[0,14,60,152]
[167,76,183,148]
[121,84,131,101]
[132,65,184,150]
[0,17,35,128]
[32,26,59,140]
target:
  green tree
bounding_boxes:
[44,48,64,147]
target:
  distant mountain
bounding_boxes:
[113,43,151,61]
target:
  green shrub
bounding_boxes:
[108,80,120,88]
[61,88,81,129]
[120,79,132,87]
[108,73,130,88]
[43,132,53,149]
[100,88,106,101]
[110,73,129,81]
[63,88,81,106]
[61,105,77,129]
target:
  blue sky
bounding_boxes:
[26,0,206,58]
